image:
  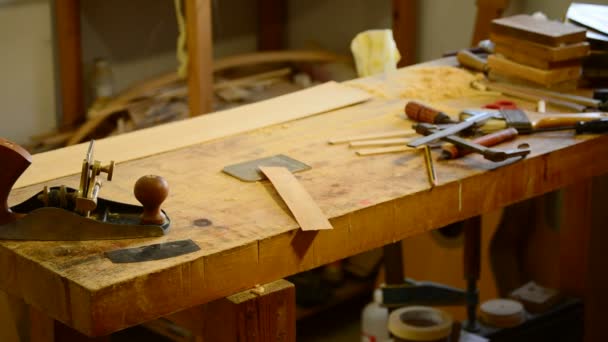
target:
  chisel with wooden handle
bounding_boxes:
[440,128,519,160]
[405,101,456,124]
[534,117,608,133]
[461,109,607,133]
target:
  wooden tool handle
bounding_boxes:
[534,115,603,129]
[442,128,518,159]
[0,138,32,225]
[134,175,169,225]
[405,101,453,124]
[457,50,488,73]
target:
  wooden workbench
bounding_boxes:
[2,60,608,339]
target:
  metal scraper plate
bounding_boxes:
[105,239,200,263]
[222,154,311,182]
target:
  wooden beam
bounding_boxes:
[168,279,296,341]
[471,0,510,46]
[392,0,418,67]
[54,0,85,129]
[257,0,287,50]
[185,0,214,116]
[583,175,608,342]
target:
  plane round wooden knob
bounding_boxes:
[134,175,169,225]
[0,138,32,225]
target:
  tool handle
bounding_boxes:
[534,115,604,130]
[442,128,518,159]
[405,101,453,124]
[576,118,608,134]
[457,50,488,73]
[0,138,32,225]
[134,175,169,225]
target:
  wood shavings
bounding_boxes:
[347,66,487,102]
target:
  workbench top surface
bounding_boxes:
[3,60,608,336]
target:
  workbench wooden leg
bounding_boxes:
[168,279,296,341]
[559,182,591,297]
[585,175,608,342]
[0,290,28,341]
[185,0,214,116]
[29,304,110,342]
[29,306,55,342]
[383,241,404,285]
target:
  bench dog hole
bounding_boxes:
[193,218,212,227]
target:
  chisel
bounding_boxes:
[405,101,456,124]
[440,128,519,160]
[407,111,498,147]
[460,109,607,134]
[533,117,608,133]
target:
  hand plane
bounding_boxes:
[0,138,171,240]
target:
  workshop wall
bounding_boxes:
[0,0,56,145]
[0,0,604,145]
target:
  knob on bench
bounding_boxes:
[134,175,169,225]
[0,138,32,225]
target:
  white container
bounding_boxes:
[361,288,390,342]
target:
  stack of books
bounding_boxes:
[487,14,589,89]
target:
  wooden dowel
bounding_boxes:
[329,130,414,145]
[356,146,412,156]
[350,138,409,148]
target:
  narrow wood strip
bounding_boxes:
[484,81,600,108]
[15,82,371,189]
[356,146,412,156]
[350,138,409,148]
[488,55,581,86]
[259,166,332,231]
[214,68,291,90]
[214,50,348,72]
[329,130,414,144]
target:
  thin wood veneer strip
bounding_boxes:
[328,130,414,144]
[350,138,409,148]
[356,146,413,156]
[259,166,333,231]
[15,81,371,189]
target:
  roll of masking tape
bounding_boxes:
[388,306,453,341]
[479,298,525,328]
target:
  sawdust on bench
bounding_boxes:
[347,66,486,102]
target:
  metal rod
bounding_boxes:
[463,216,481,332]
[422,145,437,187]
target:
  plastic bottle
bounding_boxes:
[361,288,390,342]
[88,58,115,118]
